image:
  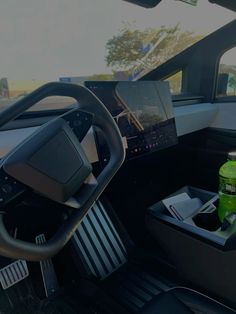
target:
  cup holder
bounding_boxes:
[193,211,222,231]
[148,186,236,249]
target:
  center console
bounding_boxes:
[146,186,236,308]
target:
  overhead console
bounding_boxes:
[85,81,178,164]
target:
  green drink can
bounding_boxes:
[218,152,236,222]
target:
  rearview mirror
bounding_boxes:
[123,0,199,7]
[123,0,162,8]
[177,0,198,5]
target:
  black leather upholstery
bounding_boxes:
[141,288,235,314]
[172,287,235,314]
[140,292,193,314]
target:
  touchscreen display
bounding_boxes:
[85,81,178,163]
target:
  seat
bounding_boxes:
[172,287,235,314]
[140,292,193,314]
[140,288,235,314]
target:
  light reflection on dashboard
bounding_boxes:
[0,127,99,163]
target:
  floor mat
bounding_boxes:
[103,263,173,312]
[0,279,92,314]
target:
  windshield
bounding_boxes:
[0,0,235,110]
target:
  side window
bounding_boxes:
[217,47,236,97]
[164,71,182,95]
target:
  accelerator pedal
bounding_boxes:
[0,260,29,290]
[35,234,59,297]
[72,201,128,280]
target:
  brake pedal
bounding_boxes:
[0,260,29,290]
[35,234,59,297]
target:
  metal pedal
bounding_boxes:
[73,201,127,280]
[0,260,29,290]
[35,234,59,297]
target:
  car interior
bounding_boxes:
[0,0,236,313]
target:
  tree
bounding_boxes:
[105,24,203,75]
[219,64,236,96]
[88,73,114,81]
[228,75,236,95]
[166,71,182,95]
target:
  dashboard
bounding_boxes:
[0,88,219,165]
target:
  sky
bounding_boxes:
[0,0,235,81]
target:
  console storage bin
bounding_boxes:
[146,186,236,307]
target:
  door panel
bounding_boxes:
[188,128,236,192]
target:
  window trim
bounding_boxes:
[215,45,236,100]
[215,95,236,103]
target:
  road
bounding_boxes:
[0,96,75,112]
